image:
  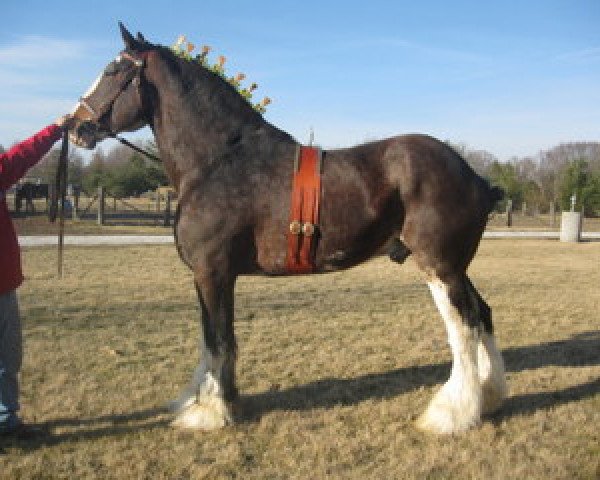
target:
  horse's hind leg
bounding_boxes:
[417,272,507,433]
[417,273,484,434]
[466,278,508,414]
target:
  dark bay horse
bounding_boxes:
[68,24,507,434]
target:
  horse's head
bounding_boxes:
[69,23,151,149]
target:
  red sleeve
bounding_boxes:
[0,124,63,191]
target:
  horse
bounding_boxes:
[15,181,49,213]
[68,23,508,434]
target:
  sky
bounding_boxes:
[1,0,599,161]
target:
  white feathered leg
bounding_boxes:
[417,278,483,434]
[170,342,233,430]
[168,364,206,413]
[477,331,508,414]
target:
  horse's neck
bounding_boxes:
[147,54,269,188]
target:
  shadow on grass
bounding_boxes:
[490,377,600,423]
[240,330,600,422]
[0,407,170,452]
[2,331,597,450]
[41,406,169,429]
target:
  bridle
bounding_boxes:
[78,51,144,123]
[76,50,160,161]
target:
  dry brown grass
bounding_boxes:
[1,240,599,479]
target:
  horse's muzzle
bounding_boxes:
[69,121,105,149]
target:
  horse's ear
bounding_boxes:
[119,22,139,51]
[136,32,147,44]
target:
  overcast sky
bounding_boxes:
[1,0,599,160]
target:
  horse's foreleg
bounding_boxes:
[171,275,237,430]
[417,275,483,434]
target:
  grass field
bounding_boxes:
[1,240,599,479]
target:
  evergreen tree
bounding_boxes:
[487,161,524,210]
[559,158,600,215]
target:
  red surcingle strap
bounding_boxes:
[286,146,323,274]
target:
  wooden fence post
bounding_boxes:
[97,186,105,225]
[73,189,80,220]
[506,199,513,227]
[68,185,78,220]
[47,183,55,215]
[163,192,171,227]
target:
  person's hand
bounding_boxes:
[54,114,75,129]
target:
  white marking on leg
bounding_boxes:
[170,339,233,430]
[417,278,482,434]
[478,332,508,414]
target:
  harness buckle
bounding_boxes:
[301,222,316,236]
[289,220,302,235]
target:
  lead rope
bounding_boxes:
[109,132,160,162]
[49,129,157,278]
[49,129,69,278]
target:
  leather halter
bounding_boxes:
[286,146,323,273]
[77,50,160,162]
[77,51,146,125]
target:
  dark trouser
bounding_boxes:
[0,290,22,430]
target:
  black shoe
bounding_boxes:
[0,422,49,440]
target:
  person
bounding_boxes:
[0,115,72,438]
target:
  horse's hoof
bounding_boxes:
[416,404,481,434]
[416,386,482,434]
[170,398,233,430]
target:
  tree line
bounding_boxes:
[451,142,600,215]
[2,139,599,215]
[3,140,168,199]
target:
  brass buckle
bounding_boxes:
[302,222,316,236]
[290,221,317,236]
[289,220,302,235]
